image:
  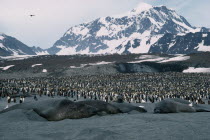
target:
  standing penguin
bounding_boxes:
[19,97,23,104]
[14,98,16,103]
[34,95,38,101]
[22,97,25,103]
[105,96,108,103]
[7,96,11,104]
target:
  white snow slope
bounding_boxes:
[183,67,210,73]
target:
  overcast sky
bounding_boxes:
[0,0,209,49]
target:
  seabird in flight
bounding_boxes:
[30,15,35,17]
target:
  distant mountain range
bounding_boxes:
[0,33,36,56]
[48,3,210,55]
[0,3,210,56]
[0,33,48,56]
[31,46,49,55]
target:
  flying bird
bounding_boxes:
[30,15,35,17]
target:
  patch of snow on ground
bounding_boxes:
[79,47,90,55]
[102,37,127,54]
[168,41,176,49]
[36,51,49,55]
[42,69,47,73]
[0,35,4,40]
[71,26,89,36]
[203,34,208,37]
[172,19,195,33]
[128,33,162,54]
[56,46,77,55]
[159,55,190,63]
[129,55,169,63]
[0,43,6,49]
[0,55,36,60]
[96,17,130,37]
[70,66,79,69]
[183,67,210,73]
[130,55,190,64]
[96,27,110,37]
[70,64,88,69]
[0,65,15,70]
[197,40,210,52]
[129,57,166,63]
[89,61,114,65]
[11,49,19,56]
[137,55,157,59]
[31,64,42,68]
[70,61,114,69]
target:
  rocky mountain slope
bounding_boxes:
[31,46,49,55]
[149,32,210,54]
[0,33,36,56]
[48,3,209,55]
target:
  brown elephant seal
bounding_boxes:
[0,99,148,121]
[34,99,99,121]
[77,100,122,115]
[0,99,124,121]
[110,102,147,113]
[154,98,210,113]
[0,99,98,121]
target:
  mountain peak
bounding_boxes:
[131,2,153,14]
[48,3,208,55]
[113,2,153,18]
[0,32,5,36]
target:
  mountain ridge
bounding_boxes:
[48,3,209,55]
[0,33,36,56]
[1,3,210,56]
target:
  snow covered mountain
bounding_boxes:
[48,3,209,55]
[31,46,49,55]
[0,33,36,56]
[149,32,210,54]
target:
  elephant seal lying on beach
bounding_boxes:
[110,102,147,113]
[0,99,98,121]
[78,100,121,115]
[154,98,210,113]
[0,99,122,121]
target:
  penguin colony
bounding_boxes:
[1,72,210,105]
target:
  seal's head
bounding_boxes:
[154,107,163,113]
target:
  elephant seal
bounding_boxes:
[0,99,98,121]
[110,102,147,113]
[0,99,124,121]
[154,98,210,113]
[34,99,99,121]
[77,100,122,115]
[0,99,148,121]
